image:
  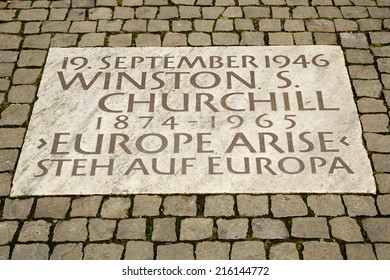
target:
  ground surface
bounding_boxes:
[0,0,390,260]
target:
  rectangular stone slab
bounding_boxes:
[11,46,376,196]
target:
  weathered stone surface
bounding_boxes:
[302,242,343,260]
[117,219,146,240]
[35,197,70,219]
[363,218,390,242]
[330,217,363,241]
[18,220,51,242]
[0,104,30,125]
[252,219,289,239]
[163,195,197,216]
[8,86,36,104]
[157,243,194,260]
[0,221,18,245]
[50,243,83,260]
[124,241,154,260]
[377,195,390,215]
[237,195,268,216]
[152,218,177,242]
[365,133,390,152]
[2,198,34,219]
[376,174,390,194]
[231,241,265,260]
[180,218,213,240]
[196,241,230,260]
[0,173,12,196]
[0,150,18,172]
[217,219,248,239]
[291,218,330,238]
[70,196,102,217]
[375,244,390,260]
[0,246,10,260]
[205,195,235,217]
[353,80,382,98]
[84,244,123,260]
[346,244,376,260]
[100,197,131,218]
[269,243,299,260]
[11,244,49,260]
[133,195,162,216]
[307,195,345,216]
[88,219,116,241]
[0,34,21,49]
[343,195,377,217]
[271,195,307,217]
[52,218,88,242]
[358,98,387,113]
[360,114,389,133]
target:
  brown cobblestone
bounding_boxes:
[18,220,51,242]
[2,198,34,220]
[133,195,162,216]
[271,195,307,217]
[302,242,343,260]
[11,244,49,260]
[52,218,88,242]
[152,218,177,242]
[50,243,83,260]
[291,217,330,239]
[252,218,289,239]
[124,241,154,260]
[100,197,131,218]
[88,219,116,241]
[346,244,376,260]
[377,195,390,215]
[0,149,19,172]
[35,197,70,219]
[0,128,26,148]
[0,173,12,196]
[363,218,390,242]
[330,217,364,242]
[195,241,230,260]
[343,195,377,217]
[157,243,194,260]
[116,219,146,240]
[180,218,213,240]
[0,221,18,245]
[375,244,390,260]
[70,196,102,217]
[376,174,390,194]
[163,195,197,216]
[269,243,299,260]
[231,241,265,260]
[84,244,123,260]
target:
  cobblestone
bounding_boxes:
[100,197,131,218]
[360,114,389,133]
[18,220,51,242]
[302,242,343,260]
[88,219,116,241]
[133,195,162,216]
[52,218,88,242]
[135,34,161,46]
[35,197,70,219]
[195,241,230,260]
[0,149,19,172]
[346,244,376,260]
[217,219,248,239]
[124,241,154,260]
[152,218,177,242]
[364,133,390,152]
[204,195,234,217]
[252,218,289,239]
[291,217,330,238]
[116,219,146,240]
[362,218,390,242]
[70,196,102,217]
[330,217,364,241]
[11,244,49,260]
[0,173,12,196]
[343,195,377,217]
[163,195,196,216]
[0,221,18,245]
[271,195,308,217]
[377,174,390,194]
[0,128,26,148]
[0,246,10,260]
[50,243,83,260]
[157,243,194,260]
[269,243,299,260]
[2,198,34,219]
[375,244,390,260]
[84,244,123,260]
[307,195,345,216]
[180,218,213,241]
[231,241,266,260]
[237,195,268,216]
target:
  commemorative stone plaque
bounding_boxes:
[11,46,375,196]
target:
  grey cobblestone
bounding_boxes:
[373,154,390,172]
[231,241,265,260]
[269,33,294,45]
[330,217,364,241]
[133,195,162,216]
[375,244,390,260]
[79,33,106,46]
[0,246,10,260]
[188,33,211,46]
[346,244,376,260]
[157,6,178,19]
[240,31,264,45]
[157,243,194,260]
[135,34,161,47]
[124,241,154,260]
[243,6,270,18]
[51,34,78,47]
[195,241,230,260]
[293,7,318,18]
[8,84,36,103]
[114,7,135,19]
[84,244,123,260]
[363,218,390,242]
[348,65,377,79]
[302,242,343,260]
[108,34,133,47]
[0,173,12,196]
[269,243,299,260]
[100,197,131,218]
[365,133,390,152]
[258,19,282,32]
[284,20,305,32]
[205,195,234,217]
[375,194,390,216]
[152,218,177,242]
[13,69,41,85]
[88,219,116,241]
[271,195,307,217]
[148,20,169,32]
[335,19,358,32]
[123,19,147,32]
[0,150,19,172]
[180,218,213,240]
[23,34,51,49]
[291,217,330,238]
[235,19,254,31]
[0,221,18,245]
[353,80,382,98]
[376,174,390,194]
[11,244,49,260]
[70,196,102,217]
[202,7,224,19]
[163,195,196,216]
[252,218,289,239]
[360,114,389,132]
[370,32,390,45]
[52,218,88,242]
[212,33,240,45]
[345,49,374,64]
[0,22,22,33]
[358,19,382,31]
[343,195,377,217]
[307,195,345,216]
[24,22,42,34]
[217,218,248,239]
[35,197,70,219]
[0,128,26,148]
[237,195,268,216]
[50,243,83,260]
[18,220,51,242]
[18,50,47,67]
[116,219,146,240]
[18,9,49,21]
[2,198,34,219]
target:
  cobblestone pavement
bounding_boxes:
[1,0,390,260]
